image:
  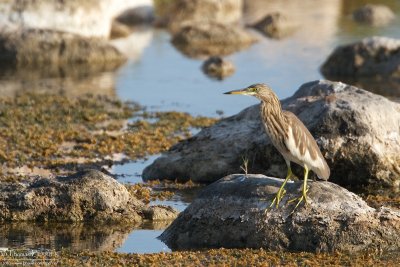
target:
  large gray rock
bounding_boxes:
[171,21,257,58]
[352,4,395,26]
[321,37,400,78]
[160,174,400,252]
[0,0,152,38]
[0,28,126,68]
[154,0,243,32]
[0,170,178,222]
[143,80,400,186]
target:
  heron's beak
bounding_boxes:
[224,88,249,95]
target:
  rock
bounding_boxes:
[160,174,400,252]
[0,27,126,68]
[110,20,132,39]
[154,0,243,32]
[143,205,180,221]
[115,6,154,26]
[321,37,400,78]
[143,80,400,187]
[202,56,235,80]
[252,13,298,39]
[0,0,153,38]
[0,170,178,222]
[336,76,400,99]
[171,22,258,58]
[352,4,395,26]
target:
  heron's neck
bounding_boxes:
[260,98,285,122]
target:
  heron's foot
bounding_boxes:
[267,188,287,211]
[288,188,309,213]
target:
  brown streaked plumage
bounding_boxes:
[224,83,330,211]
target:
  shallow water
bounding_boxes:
[1,0,400,255]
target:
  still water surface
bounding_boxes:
[1,0,400,254]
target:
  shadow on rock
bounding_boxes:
[160,174,400,253]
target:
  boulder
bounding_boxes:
[160,174,400,252]
[0,170,178,222]
[202,56,235,80]
[143,205,179,221]
[0,27,126,68]
[1,0,152,38]
[143,80,400,187]
[352,4,395,26]
[171,22,257,58]
[321,37,400,78]
[154,0,243,32]
[115,6,154,26]
[252,13,298,39]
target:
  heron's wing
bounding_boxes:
[283,111,330,180]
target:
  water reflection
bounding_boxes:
[0,219,182,252]
[0,222,137,252]
[0,71,117,98]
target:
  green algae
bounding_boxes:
[0,92,217,181]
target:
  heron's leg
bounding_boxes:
[289,165,309,212]
[269,162,292,209]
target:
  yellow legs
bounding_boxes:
[288,165,309,213]
[268,164,310,213]
[269,162,292,209]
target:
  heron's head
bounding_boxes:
[224,83,276,101]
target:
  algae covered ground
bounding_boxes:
[62,249,400,267]
[2,248,398,266]
[0,92,216,181]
